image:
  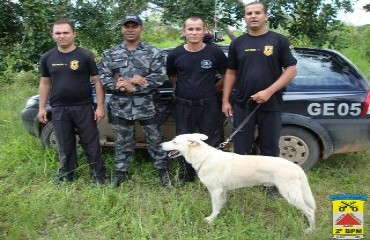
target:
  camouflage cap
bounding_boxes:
[121,14,142,26]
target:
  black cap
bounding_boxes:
[120,14,142,26]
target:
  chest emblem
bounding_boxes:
[201,60,212,69]
[263,45,273,56]
[70,60,79,70]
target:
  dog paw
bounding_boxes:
[204,216,214,224]
[304,227,313,234]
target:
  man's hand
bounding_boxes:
[95,106,105,123]
[251,89,273,104]
[222,102,233,117]
[115,78,135,92]
[130,75,148,87]
[37,109,48,123]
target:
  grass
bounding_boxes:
[1,75,370,240]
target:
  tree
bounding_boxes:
[264,0,354,47]
[151,0,244,39]
[364,3,370,12]
[0,0,151,72]
[0,0,22,51]
[72,0,151,53]
[152,0,354,47]
[0,0,358,73]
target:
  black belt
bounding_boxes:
[113,91,149,97]
[176,97,215,106]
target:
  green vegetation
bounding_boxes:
[1,0,368,74]
[1,72,370,239]
[1,2,370,238]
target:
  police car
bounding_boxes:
[21,46,370,170]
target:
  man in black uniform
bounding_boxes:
[222,2,297,196]
[38,19,106,184]
[167,16,227,185]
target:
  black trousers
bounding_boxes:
[175,97,223,179]
[52,105,106,180]
[233,102,282,157]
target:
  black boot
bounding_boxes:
[93,176,106,185]
[265,186,281,199]
[112,171,127,187]
[90,172,106,185]
[158,169,171,187]
[178,158,196,186]
[178,163,187,186]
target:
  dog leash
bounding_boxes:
[218,99,260,150]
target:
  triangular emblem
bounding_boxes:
[335,213,362,225]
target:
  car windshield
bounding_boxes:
[288,51,359,91]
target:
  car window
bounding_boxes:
[287,50,360,91]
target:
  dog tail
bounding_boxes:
[301,174,316,211]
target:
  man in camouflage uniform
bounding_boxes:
[99,14,170,187]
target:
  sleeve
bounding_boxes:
[87,52,99,76]
[98,50,116,92]
[280,36,297,68]
[166,49,177,77]
[227,39,238,70]
[215,48,228,74]
[39,54,50,78]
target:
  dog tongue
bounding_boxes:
[168,150,179,158]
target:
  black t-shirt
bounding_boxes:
[39,47,98,107]
[227,31,297,110]
[166,44,227,100]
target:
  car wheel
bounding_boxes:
[41,122,59,150]
[279,126,320,170]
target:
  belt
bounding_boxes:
[176,96,215,106]
[113,91,148,97]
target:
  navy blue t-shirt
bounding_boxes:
[227,31,297,110]
[39,47,98,107]
[167,44,227,100]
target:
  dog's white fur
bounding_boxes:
[162,133,316,233]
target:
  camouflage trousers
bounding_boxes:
[112,121,169,172]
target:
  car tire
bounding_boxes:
[279,126,320,170]
[41,122,59,150]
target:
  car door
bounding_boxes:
[283,48,370,155]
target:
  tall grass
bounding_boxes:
[1,73,369,239]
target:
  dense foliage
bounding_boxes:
[0,0,369,82]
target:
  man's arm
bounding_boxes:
[134,50,166,92]
[215,74,225,92]
[168,75,177,87]
[251,65,297,104]
[91,75,105,123]
[37,77,52,123]
[98,52,117,92]
[222,69,237,117]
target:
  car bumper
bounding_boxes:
[21,107,39,137]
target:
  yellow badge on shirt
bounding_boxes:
[263,45,273,56]
[70,60,79,70]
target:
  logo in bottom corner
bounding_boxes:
[330,194,367,239]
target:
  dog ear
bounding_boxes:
[187,134,208,146]
[193,133,208,141]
